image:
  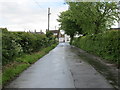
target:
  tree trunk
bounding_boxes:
[70,36,74,45]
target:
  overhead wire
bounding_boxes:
[33,0,44,9]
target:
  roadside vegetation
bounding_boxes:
[2,28,58,86]
[58,2,120,89]
[58,2,120,67]
[72,30,120,68]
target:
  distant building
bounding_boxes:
[47,30,70,42]
[36,31,44,34]
[49,30,60,39]
[65,34,70,42]
[29,30,44,34]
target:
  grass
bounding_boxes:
[2,64,29,85]
[2,44,57,87]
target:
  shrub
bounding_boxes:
[2,28,57,65]
[2,29,23,65]
[72,30,120,66]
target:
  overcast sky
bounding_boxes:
[0,0,118,33]
[0,0,68,32]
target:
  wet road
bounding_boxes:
[6,43,113,88]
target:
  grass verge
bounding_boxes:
[2,44,57,87]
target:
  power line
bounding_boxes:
[33,0,43,9]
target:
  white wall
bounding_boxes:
[59,37,64,42]
[65,34,70,42]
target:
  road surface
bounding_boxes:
[6,43,113,88]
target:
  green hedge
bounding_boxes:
[72,30,120,66]
[2,44,57,85]
[2,28,57,65]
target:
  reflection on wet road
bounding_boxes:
[6,43,113,88]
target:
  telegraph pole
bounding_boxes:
[48,8,51,31]
[55,26,56,30]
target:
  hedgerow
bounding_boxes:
[2,28,57,65]
[72,30,120,67]
[2,44,57,85]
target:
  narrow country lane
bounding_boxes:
[5,43,113,88]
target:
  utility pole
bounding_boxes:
[48,8,51,31]
[55,26,56,30]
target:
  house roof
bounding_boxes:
[49,30,60,33]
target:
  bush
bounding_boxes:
[12,32,47,53]
[2,28,57,65]
[2,44,57,85]
[2,29,23,65]
[72,30,120,66]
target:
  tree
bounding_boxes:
[57,1,119,44]
[68,2,120,34]
[57,10,82,44]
